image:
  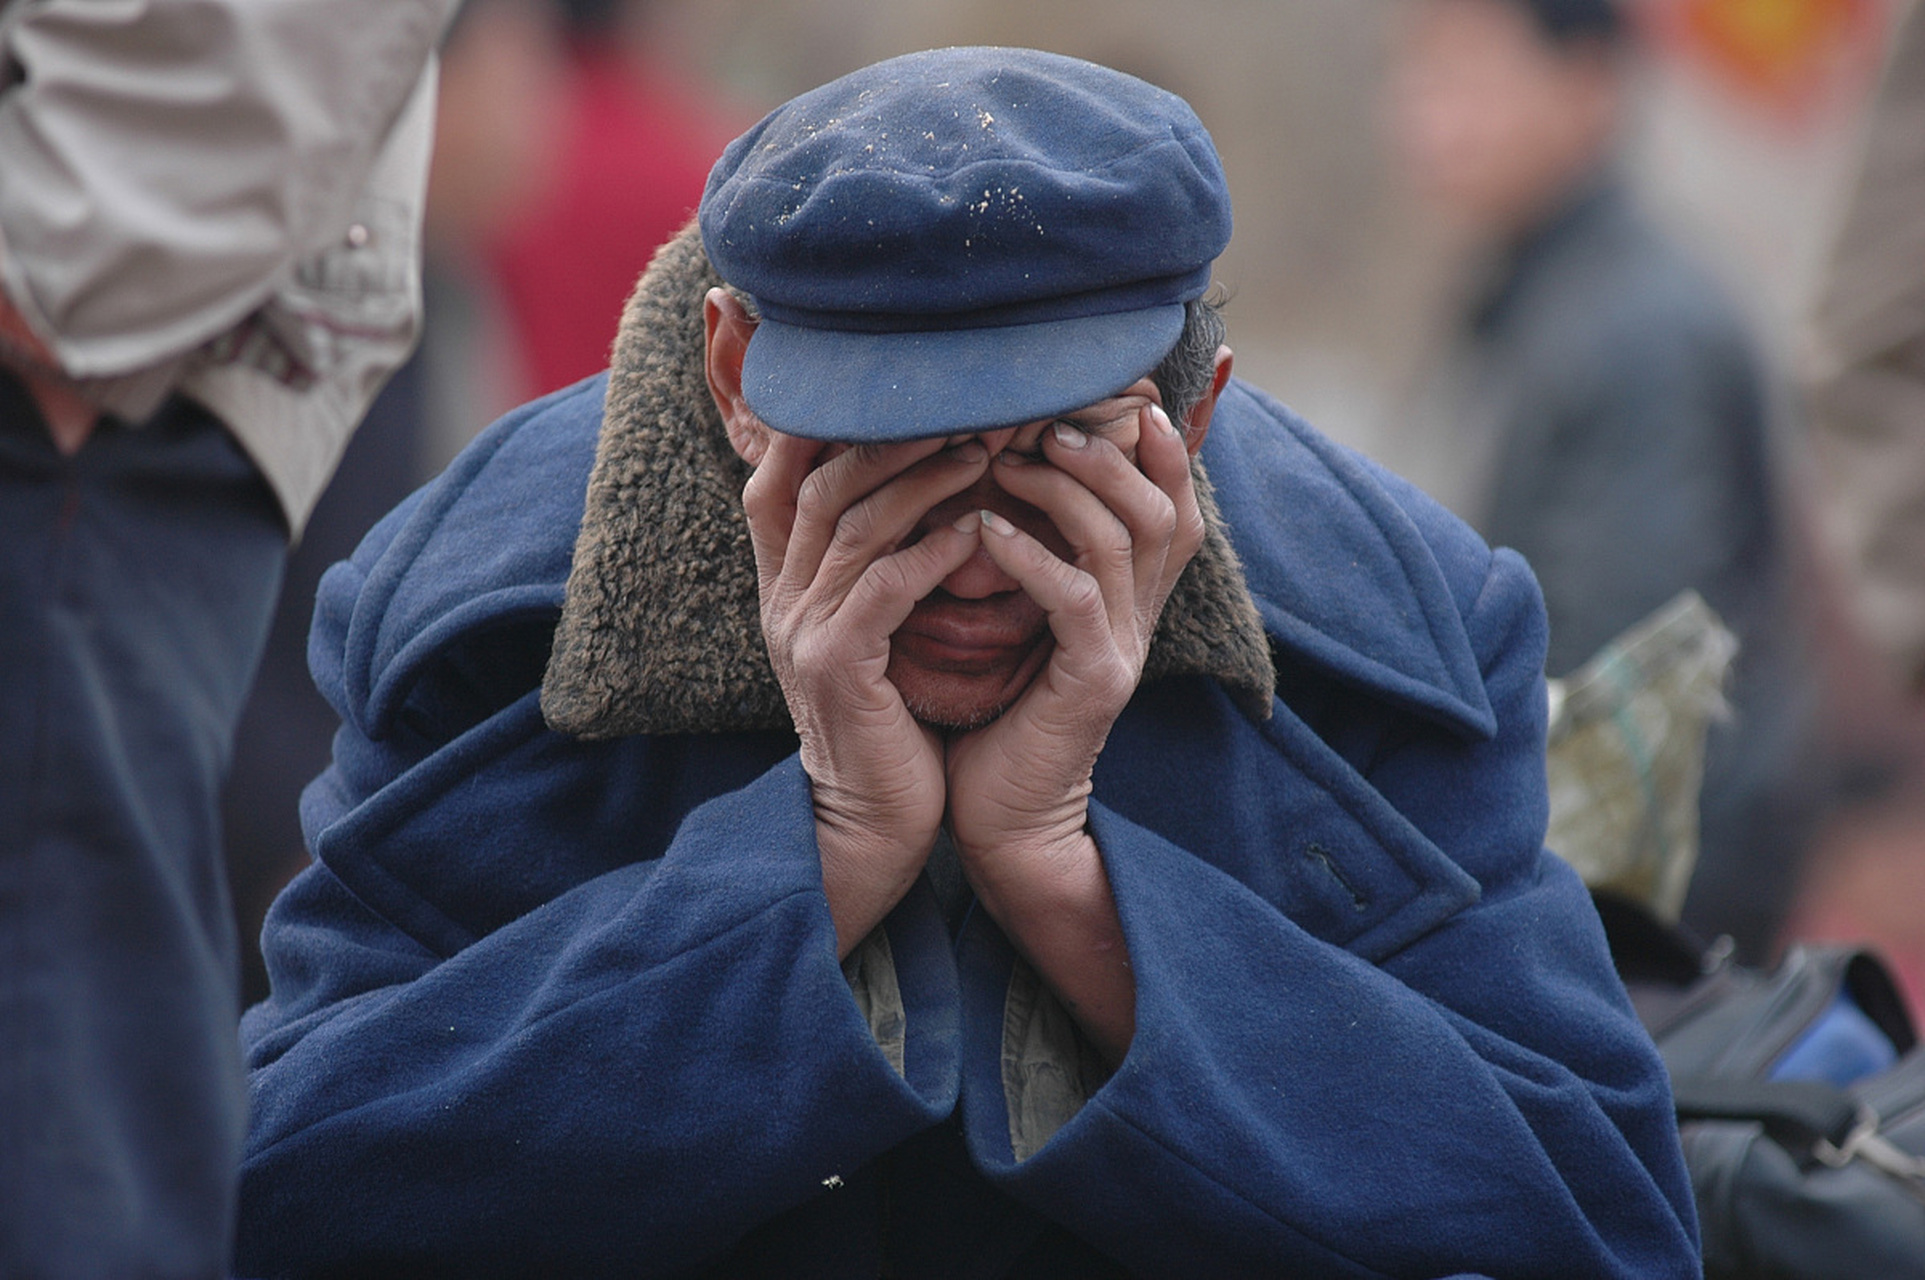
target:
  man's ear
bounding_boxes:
[704,287,770,466]
[1179,345,1234,458]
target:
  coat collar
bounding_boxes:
[1198,380,1499,740]
[541,222,1276,739]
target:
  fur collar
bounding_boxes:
[541,222,1274,739]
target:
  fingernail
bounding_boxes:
[952,510,981,534]
[979,509,1014,536]
[997,448,1031,466]
[949,440,987,463]
[1053,421,1088,449]
[1151,405,1176,435]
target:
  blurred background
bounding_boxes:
[223,0,1925,1014]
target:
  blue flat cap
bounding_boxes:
[699,47,1232,442]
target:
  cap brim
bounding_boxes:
[739,305,1186,443]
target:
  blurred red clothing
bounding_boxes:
[489,43,740,397]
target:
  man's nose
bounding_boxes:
[924,416,1052,520]
[939,541,1020,599]
[959,419,1047,459]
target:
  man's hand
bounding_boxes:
[742,429,992,957]
[0,294,98,454]
[944,402,1206,1061]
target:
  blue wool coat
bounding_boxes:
[236,372,1701,1278]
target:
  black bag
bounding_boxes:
[1594,891,1925,1279]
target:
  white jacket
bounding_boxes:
[0,0,459,532]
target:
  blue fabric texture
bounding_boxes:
[236,373,1701,1277]
[0,373,286,1278]
[699,47,1230,442]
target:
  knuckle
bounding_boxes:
[759,604,799,652]
[1071,655,1136,710]
[831,501,879,553]
[1150,492,1180,537]
[795,466,836,516]
[1100,667,1138,705]
[1091,654,1130,691]
[1095,518,1134,563]
[1175,505,1206,553]
[861,553,912,600]
[741,475,777,523]
[1063,571,1105,615]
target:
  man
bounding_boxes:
[236,47,1699,1277]
[1387,0,1823,963]
[0,1,454,1273]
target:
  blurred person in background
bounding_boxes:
[1387,0,1826,964]
[414,0,571,466]
[0,0,455,1272]
[1807,0,1925,697]
[488,0,746,398]
[1798,0,1925,1007]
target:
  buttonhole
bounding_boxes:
[1306,843,1369,913]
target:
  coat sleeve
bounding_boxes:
[235,539,959,1276]
[958,548,1702,1280]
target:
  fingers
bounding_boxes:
[1135,404,1207,564]
[993,442,1132,629]
[972,508,1139,708]
[990,407,1201,640]
[1127,404,1208,623]
[834,514,984,647]
[798,441,987,627]
[741,431,825,584]
[786,438,949,587]
[743,434,989,612]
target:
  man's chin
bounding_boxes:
[889,660,1034,732]
[888,627,1053,730]
[901,690,1010,732]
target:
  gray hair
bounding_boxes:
[1150,294,1228,427]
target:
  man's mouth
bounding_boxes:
[893,592,1045,669]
